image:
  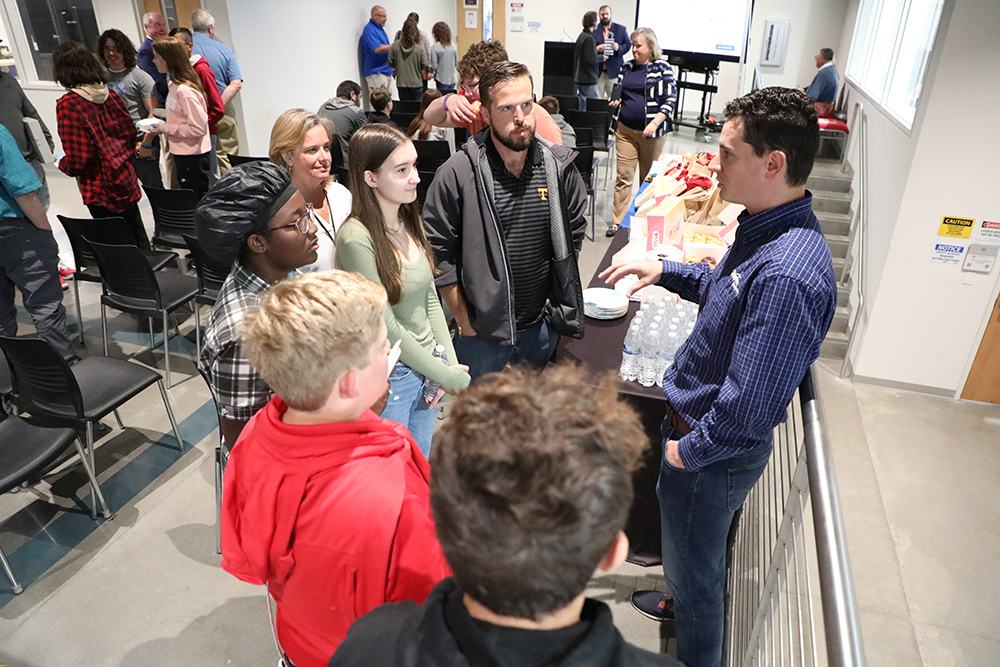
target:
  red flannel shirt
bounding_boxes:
[56,89,141,213]
[192,57,226,135]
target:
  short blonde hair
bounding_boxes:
[631,27,662,62]
[269,109,337,187]
[241,271,387,411]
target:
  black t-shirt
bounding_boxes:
[485,135,553,330]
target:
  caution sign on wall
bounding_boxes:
[938,216,975,239]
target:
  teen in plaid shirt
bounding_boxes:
[52,41,147,249]
[194,162,319,446]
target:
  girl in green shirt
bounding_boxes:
[336,124,469,458]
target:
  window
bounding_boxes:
[14,0,99,81]
[846,0,945,129]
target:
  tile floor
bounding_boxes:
[1,128,998,666]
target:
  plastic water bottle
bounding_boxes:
[638,323,661,387]
[620,324,642,381]
[422,344,449,401]
[656,330,679,387]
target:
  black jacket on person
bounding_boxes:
[422,129,587,346]
[574,29,601,85]
[329,578,684,667]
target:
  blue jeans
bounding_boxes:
[452,320,558,381]
[575,83,599,111]
[657,421,772,667]
[379,363,440,460]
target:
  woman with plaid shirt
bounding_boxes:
[52,41,147,249]
[607,28,677,237]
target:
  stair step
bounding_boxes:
[825,233,849,259]
[812,190,853,215]
[808,173,853,193]
[812,158,853,179]
[821,331,849,359]
[837,282,850,307]
[829,305,850,334]
[817,211,852,236]
[833,257,845,281]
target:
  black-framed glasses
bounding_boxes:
[261,203,314,235]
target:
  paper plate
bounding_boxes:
[136,118,164,132]
[583,287,629,320]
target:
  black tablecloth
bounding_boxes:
[553,228,666,567]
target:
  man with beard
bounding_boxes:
[594,5,631,99]
[422,61,588,379]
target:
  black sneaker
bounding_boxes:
[631,590,674,621]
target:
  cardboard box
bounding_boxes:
[681,223,728,267]
[645,197,685,253]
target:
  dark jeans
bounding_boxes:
[0,219,74,359]
[452,319,558,381]
[398,86,423,102]
[29,159,50,210]
[87,203,150,250]
[435,81,456,94]
[657,420,772,667]
[131,137,163,189]
[173,151,211,201]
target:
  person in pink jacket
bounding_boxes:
[148,37,211,199]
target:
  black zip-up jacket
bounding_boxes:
[329,578,684,667]
[423,130,587,346]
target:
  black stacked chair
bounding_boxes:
[574,126,594,147]
[329,139,350,188]
[573,145,598,241]
[142,186,199,251]
[0,336,183,522]
[86,242,199,388]
[413,140,451,173]
[183,234,231,354]
[392,99,422,114]
[553,95,579,113]
[389,110,419,132]
[416,171,437,207]
[227,154,269,167]
[586,98,612,115]
[195,367,228,555]
[565,109,614,186]
[57,215,178,343]
[0,411,110,593]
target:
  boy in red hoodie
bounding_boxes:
[220,270,450,667]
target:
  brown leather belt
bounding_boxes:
[665,403,693,436]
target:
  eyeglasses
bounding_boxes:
[462,79,480,94]
[261,204,313,235]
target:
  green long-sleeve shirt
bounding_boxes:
[336,218,470,394]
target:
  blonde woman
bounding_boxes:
[269,109,352,271]
[335,124,470,458]
[147,37,210,199]
[608,27,677,236]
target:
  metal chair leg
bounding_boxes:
[162,311,171,388]
[157,380,184,451]
[148,318,155,350]
[215,446,223,555]
[194,305,201,357]
[101,304,109,356]
[73,276,85,347]
[0,544,23,595]
[73,437,112,519]
[86,420,96,514]
[112,409,124,430]
[170,313,181,338]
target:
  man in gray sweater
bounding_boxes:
[0,71,55,210]
[318,80,367,169]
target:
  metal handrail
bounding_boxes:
[839,102,868,378]
[800,371,867,667]
[752,64,764,91]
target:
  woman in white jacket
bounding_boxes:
[268,109,352,271]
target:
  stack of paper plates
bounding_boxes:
[583,288,629,320]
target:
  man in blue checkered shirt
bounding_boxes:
[601,87,837,667]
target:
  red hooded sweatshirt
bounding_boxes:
[221,396,451,667]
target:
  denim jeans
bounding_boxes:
[452,320,558,381]
[575,83,599,111]
[379,362,440,460]
[657,420,772,667]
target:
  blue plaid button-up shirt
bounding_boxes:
[658,193,837,469]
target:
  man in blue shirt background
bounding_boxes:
[360,5,395,109]
[804,48,839,118]
[137,12,169,107]
[192,8,244,174]
[0,126,74,360]
[601,87,836,667]
[593,5,631,99]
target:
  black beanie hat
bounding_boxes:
[193,162,298,265]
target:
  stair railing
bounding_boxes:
[839,102,868,379]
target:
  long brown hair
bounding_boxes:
[153,37,205,100]
[408,89,443,140]
[401,19,420,49]
[347,124,435,305]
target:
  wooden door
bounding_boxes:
[962,293,1000,404]
[456,0,481,61]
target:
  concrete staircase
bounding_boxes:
[807,158,855,359]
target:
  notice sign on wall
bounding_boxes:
[938,215,975,239]
[978,220,1000,242]
[930,243,965,265]
[962,244,999,274]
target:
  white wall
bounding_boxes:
[221,0,456,156]
[502,0,849,116]
[853,0,1000,392]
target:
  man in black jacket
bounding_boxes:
[423,61,587,380]
[330,366,684,667]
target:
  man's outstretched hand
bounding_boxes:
[598,259,663,298]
